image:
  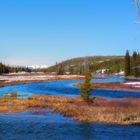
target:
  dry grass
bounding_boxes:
[92,83,140,92]
[1,96,140,125]
[74,83,140,92]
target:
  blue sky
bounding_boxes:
[0,0,140,66]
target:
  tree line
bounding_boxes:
[0,63,32,74]
[46,56,124,75]
[125,50,140,77]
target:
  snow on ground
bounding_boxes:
[0,75,84,82]
[124,82,140,88]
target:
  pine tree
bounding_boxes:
[79,71,92,102]
[125,50,131,76]
[132,52,139,77]
[138,53,140,77]
[57,64,64,75]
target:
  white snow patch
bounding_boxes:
[124,82,140,88]
[0,75,84,82]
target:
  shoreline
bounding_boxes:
[0,75,140,93]
[93,83,140,93]
[0,75,140,125]
[0,75,84,88]
[1,95,140,125]
[74,82,140,93]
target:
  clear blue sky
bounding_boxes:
[0,0,140,66]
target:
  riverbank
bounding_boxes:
[1,95,140,125]
[74,81,140,93]
[0,74,140,97]
[93,83,140,92]
[0,74,140,125]
[0,74,84,87]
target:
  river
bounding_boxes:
[0,77,140,140]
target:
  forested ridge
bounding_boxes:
[46,56,124,75]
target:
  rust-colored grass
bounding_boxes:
[1,96,140,125]
[75,82,140,92]
[93,83,140,92]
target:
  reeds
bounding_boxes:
[0,95,140,125]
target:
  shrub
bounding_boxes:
[3,92,18,98]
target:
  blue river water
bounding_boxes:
[0,77,140,100]
[0,77,140,140]
[0,110,140,140]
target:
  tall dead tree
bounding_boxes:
[133,0,140,21]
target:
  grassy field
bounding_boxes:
[1,95,140,125]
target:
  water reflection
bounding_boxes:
[0,110,140,139]
[79,123,93,140]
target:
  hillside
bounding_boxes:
[46,56,124,75]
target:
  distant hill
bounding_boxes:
[46,56,124,75]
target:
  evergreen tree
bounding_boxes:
[79,71,92,102]
[132,52,139,77]
[131,51,137,74]
[0,63,9,74]
[136,53,140,77]
[25,67,31,73]
[57,64,64,75]
[125,50,131,76]
[134,60,139,77]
